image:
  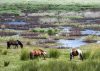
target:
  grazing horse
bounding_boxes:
[30,49,47,59]
[7,40,23,49]
[70,48,83,60]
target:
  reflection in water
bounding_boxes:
[57,39,87,48]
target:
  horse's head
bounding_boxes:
[43,51,47,55]
[39,49,47,55]
[17,40,23,48]
[70,48,83,60]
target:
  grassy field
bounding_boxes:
[0,0,100,14]
[0,0,100,5]
[0,36,100,71]
[0,0,27,4]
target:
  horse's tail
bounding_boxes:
[17,40,23,48]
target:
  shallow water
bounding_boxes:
[60,27,100,36]
[57,39,87,48]
[1,21,27,25]
[81,29,100,36]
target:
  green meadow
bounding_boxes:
[0,36,100,71]
[0,0,100,14]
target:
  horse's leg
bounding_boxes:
[41,54,45,60]
[30,52,34,59]
[16,45,18,49]
[79,54,83,60]
[14,45,16,49]
[7,43,10,49]
[70,53,73,60]
[7,45,10,49]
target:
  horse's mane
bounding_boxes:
[38,49,44,52]
[17,40,23,48]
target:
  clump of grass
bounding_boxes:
[83,50,91,60]
[89,48,100,59]
[20,48,30,60]
[48,49,61,58]
[83,35,97,43]
[4,61,10,67]
[0,49,2,54]
[26,41,31,45]
[2,49,7,55]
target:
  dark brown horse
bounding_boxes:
[7,40,23,49]
[70,48,83,61]
[30,49,47,59]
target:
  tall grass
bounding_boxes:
[20,48,30,60]
[17,60,39,71]
[48,49,61,58]
[2,49,8,55]
[17,59,100,71]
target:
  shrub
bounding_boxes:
[2,49,7,55]
[48,49,61,58]
[20,48,30,60]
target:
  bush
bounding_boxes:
[48,49,61,58]
[2,49,7,55]
[20,48,30,60]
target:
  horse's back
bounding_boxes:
[31,50,43,56]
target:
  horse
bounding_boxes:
[7,40,23,49]
[70,48,83,61]
[30,49,47,60]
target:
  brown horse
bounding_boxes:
[7,40,23,49]
[30,49,47,59]
[70,48,83,60]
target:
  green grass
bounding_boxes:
[0,0,100,5]
[0,0,100,14]
[0,36,100,71]
[0,0,27,4]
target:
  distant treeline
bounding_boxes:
[0,3,100,14]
